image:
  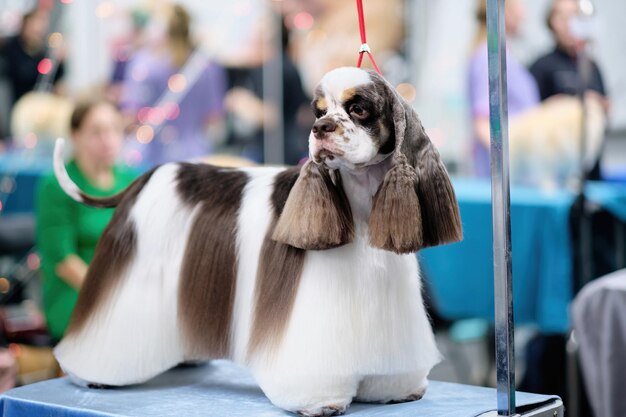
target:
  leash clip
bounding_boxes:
[359,43,371,53]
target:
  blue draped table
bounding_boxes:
[0,360,561,417]
[420,178,626,333]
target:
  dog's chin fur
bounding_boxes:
[319,152,393,174]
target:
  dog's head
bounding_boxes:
[308,67,397,169]
[273,67,462,254]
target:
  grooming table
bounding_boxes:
[0,360,562,417]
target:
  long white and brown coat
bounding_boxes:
[53,67,462,416]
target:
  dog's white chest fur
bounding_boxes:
[233,168,440,376]
[264,234,438,374]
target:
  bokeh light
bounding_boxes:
[27,253,41,270]
[137,107,151,124]
[396,83,417,102]
[148,107,165,125]
[168,74,187,93]
[60,0,73,4]
[136,125,154,144]
[293,12,314,30]
[48,32,63,48]
[37,58,53,75]
[0,277,9,294]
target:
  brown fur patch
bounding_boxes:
[176,163,248,359]
[340,87,357,102]
[316,97,328,111]
[248,167,306,358]
[272,161,354,250]
[66,168,158,335]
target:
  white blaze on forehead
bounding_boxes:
[320,67,372,104]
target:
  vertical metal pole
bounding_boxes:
[486,0,515,415]
[575,0,595,290]
[566,331,580,417]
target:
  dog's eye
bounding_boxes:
[349,103,368,119]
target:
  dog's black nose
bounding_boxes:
[312,119,337,138]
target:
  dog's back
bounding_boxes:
[53,151,294,384]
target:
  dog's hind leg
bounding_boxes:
[55,165,195,387]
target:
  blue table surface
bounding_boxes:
[0,360,558,417]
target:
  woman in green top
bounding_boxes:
[36,98,136,341]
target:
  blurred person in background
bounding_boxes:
[468,0,540,177]
[530,0,608,107]
[224,17,310,164]
[530,0,609,179]
[121,4,226,166]
[36,98,136,341]
[107,8,151,105]
[1,7,65,106]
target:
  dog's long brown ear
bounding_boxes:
[369,75,462,253]
[272,160,354,250]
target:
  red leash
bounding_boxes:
[355,0,381,74]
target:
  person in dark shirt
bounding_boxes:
[2,8,65,105]
[224,19,310,165]
[530,0,608,108]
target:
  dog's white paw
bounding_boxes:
[384,387,427,404]
[255,372,357,417]
[356,371,428,404]
[296,403,349,416]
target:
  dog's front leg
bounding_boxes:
[355,369,429,404]
[255,371,359,416]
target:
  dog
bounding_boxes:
[53,67,462,416]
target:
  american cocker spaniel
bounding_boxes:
[53,67,462,416]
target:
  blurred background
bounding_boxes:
[0,0,625,416]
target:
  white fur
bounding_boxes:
[54,164,194,385]
[231,167,285,363]
[53,138,83,203]
[319,67,371,98]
